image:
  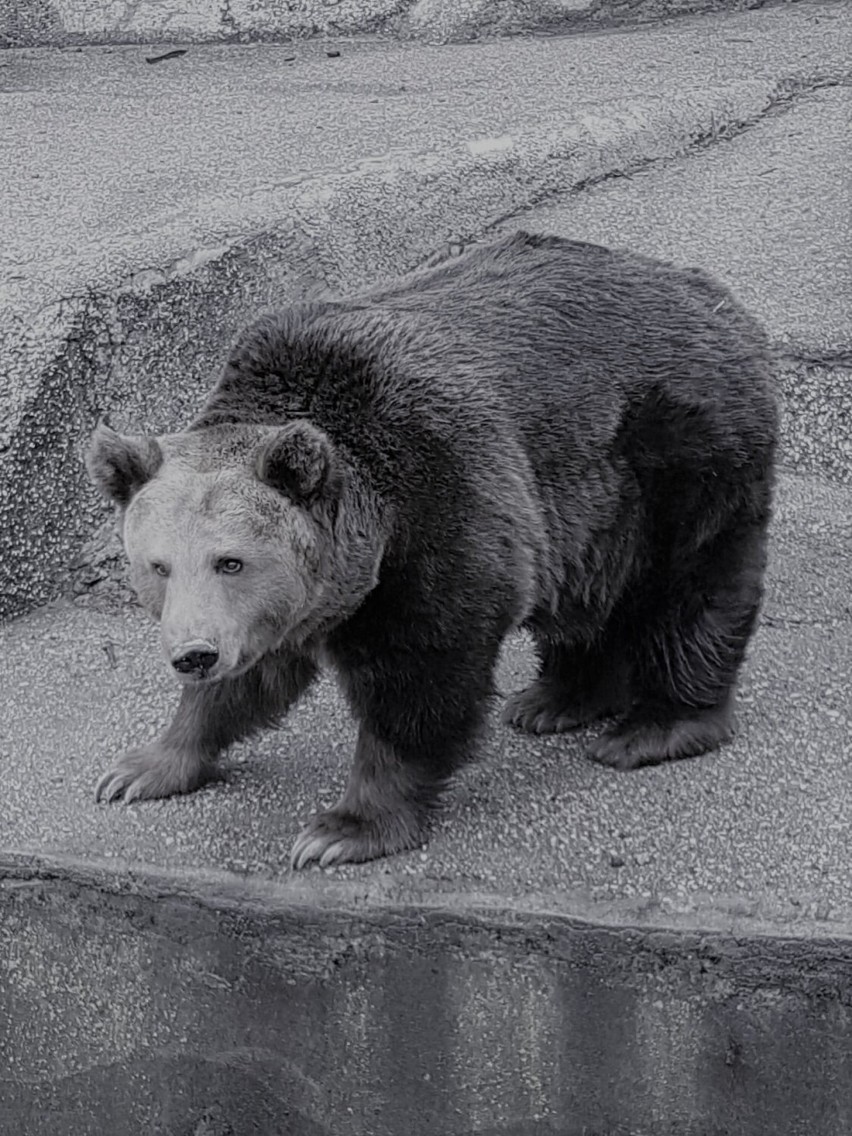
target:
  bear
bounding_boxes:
[86,230,778,869]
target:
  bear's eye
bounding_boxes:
[151,562,169,578]
[218,558,243,575]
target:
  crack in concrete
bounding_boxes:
[487,72,850,217]
[781,348,852,370]
[119,240,244,294]
[219,0,238,39]
[762,612,852,631]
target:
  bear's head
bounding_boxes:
[86,421,383,683]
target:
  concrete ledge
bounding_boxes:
[1,856,850,1136]
[0,79,796,620]
[0,0,770,48]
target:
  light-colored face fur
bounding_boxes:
[87,423,383,684]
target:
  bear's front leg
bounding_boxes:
[290,724,431,869]
[292,613,500,867]
[97,653,317,804]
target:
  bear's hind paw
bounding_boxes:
[290,805,424,869]
[502,682,606,735]
[588,704,734,771]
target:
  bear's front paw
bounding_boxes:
[95,743,210,804]
[290,804,425,869]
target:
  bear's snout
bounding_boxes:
[171,642,219,678]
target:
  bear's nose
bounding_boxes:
[172,645,219,676]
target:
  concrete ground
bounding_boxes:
[1,3,851,1133]
[1,470,850,928]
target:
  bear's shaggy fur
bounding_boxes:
[87,231,777,867]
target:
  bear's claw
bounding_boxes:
[290,805,424,869]
[290,833,350,871]
[95,743,208,803]
[96,769,132,803]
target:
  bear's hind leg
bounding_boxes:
[503,636,631,736]
[589,515,768,771]
[96,651,317,803]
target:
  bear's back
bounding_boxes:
[197,231,776,497]
[362,230,773,407]
[349,230,776,471]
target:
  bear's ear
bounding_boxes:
[85,422,163,507]
[256,422,339,507]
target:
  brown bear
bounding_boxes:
[86,231,777,868]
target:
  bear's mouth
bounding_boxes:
[170,665,221,686]
[168,651,261,686]
[174,669,218,685]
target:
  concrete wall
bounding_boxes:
[0,229,331,621]
[0,0,765,48]
[0,0,408,47]
[1,870,850,1135]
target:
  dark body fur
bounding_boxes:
[89,231,777,866]
[185,230,777,865]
